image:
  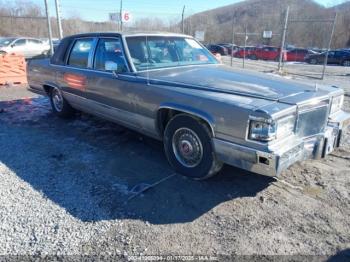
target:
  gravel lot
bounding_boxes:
[0,62,350,260]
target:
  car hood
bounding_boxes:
[137,64,330,103]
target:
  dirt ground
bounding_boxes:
[0,62,349,260]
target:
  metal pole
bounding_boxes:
[44,0,54,56]
[54,0,63,39]
[278,6,289,72]
[182,5,186,34]
[321,13,337,80]
[231,19,235,67]
[120,0,123,32]
[243,25,247,69]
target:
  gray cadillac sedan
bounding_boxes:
[27,32,350,179]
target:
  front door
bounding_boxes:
[85,37,141,129]
[11,39,28,57]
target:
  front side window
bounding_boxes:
[0,37,16,46]
[94,38,128,72]
[68,38,93,68]
[28,39,42,45]
[126,36,218,71]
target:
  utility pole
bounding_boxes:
[120,0,123,32]
[54,0,63,39]
[44,0,54,56]
[182,5,186,34]
[321,13,337,80]
[243,25,247,68]
[278,6,289,72]
[230,18,235,67]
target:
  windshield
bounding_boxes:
[125,36,218,71]
[0,37,15,46]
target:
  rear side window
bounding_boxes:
[68,38,93,68]
[28,39,42,44]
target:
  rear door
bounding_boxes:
[56,37,95,102]
[27,39,45,57]
[333,51,346,64]
[326,51,336,64]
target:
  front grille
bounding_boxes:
[296,101,329,138]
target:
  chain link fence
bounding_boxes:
[1,0,349,80]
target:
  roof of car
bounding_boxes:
[63,32,192,39]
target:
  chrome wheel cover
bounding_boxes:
[172,127,203,168]
[52,88,63,112]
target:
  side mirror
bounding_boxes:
[105,61,126,76]
[11,44,15,48]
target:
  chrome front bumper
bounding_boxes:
[213,110,350,177]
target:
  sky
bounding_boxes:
[26,0,348,22]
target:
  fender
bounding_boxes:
[157,102,216,137]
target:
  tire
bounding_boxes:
[310,58,317,65]
[164,114,223,180]
[342,60,350,67]
[249,55,257,60]
[49,87,75,118]
[274,56,281,62]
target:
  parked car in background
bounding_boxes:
[217,43,239,55]
[253,46,281,61]
[233,46,256,58]
[0,37,50,58]
[206,44,228,56]
[284,48,310,62]
[27,32,350,179]
[305,50,350,66]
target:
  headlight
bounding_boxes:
[249,115,296,142]
[249,120,276,142]
[330,95,344,115]
[276,115,296,139]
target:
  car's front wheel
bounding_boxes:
[164,114,223,180]
[342,60,350,67]
[49,87,75,117]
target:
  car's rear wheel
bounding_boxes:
[164,114,223,180]
[249,55,257,60]
[310,58,318,64]
[49,87,75,117]
[342,60,350,67]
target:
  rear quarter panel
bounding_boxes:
[27,58,57,93]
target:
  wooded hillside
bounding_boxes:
[0,0,349,48]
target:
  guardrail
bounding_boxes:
[0,53,27,86]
